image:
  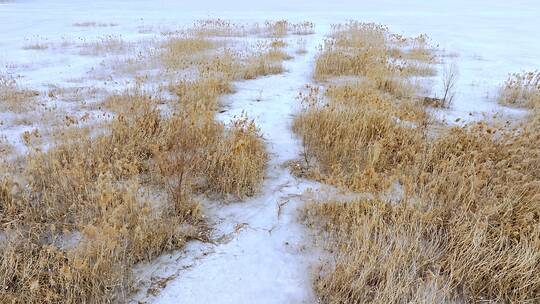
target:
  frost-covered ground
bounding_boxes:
[1,0,540,303]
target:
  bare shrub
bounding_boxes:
[440,62,459,108]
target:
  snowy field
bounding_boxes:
[1,0,539,303]
[2,0,539,154]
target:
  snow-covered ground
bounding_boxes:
[2,0,539,153]
[2,0,540,302]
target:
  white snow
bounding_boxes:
[2,0,540,303]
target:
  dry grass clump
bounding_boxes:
[186,19,315,38]
[171,74,234,111]
[315,22,436,83]
[498,70,540,108]
[202,116,268,198]
[0,99,267,302]
[307,122,540,302]
[0,137,13,157]
[305,200,453,303]
[47,84,104,103]
[79,35,129,56]
[290,21,315,36]
[0,105,204,303]
[166,42,286,101]
[161,36,217,70]
[264,20,315,37]
[97,89,162,114]
[409,123,540,302]
[238,40,289,80]
[293,83,426,192]
[0,74,39,112]
[22,43,49,50]
[300,22,540,303]
[189,19,254,37]
[294,23,432,192]
[295,38,308,55]
[73,21,118,27]
[240,50,286,80]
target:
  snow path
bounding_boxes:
[131,36,329,304]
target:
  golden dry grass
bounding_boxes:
[294,22,432,193]
[297,22,540,303]
[315,22,435,84]
[79,35,129,56]
[305,200,453,304]
[160,36,217,70]
[0,20,284,302]
[293,83,426,192]
[498,70,540,108]
[263,20,315,37]
[0,98,268,304]
[305,123,540,303]
[1,105,205,303]
[0,74,39,112]
[189,19,254,37]
[240,50,286,80]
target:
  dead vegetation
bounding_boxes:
[188,19,256,37]
[498,70,540,108]
[73,21,118,27]
[297,22,540,303]
[22,43,49,50]
[0,74,40,112]
[314,22,436,82]
[307,121,540,303]
[0,18,292,302]
[187,19,315,38]
[79,35,129,56]
[0,88,268,304]
[294,22,432,192]
[160,36,217,70]
[295,38,308,55]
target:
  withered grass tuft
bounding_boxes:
[297,22,540,303]
[0,18,294,303]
